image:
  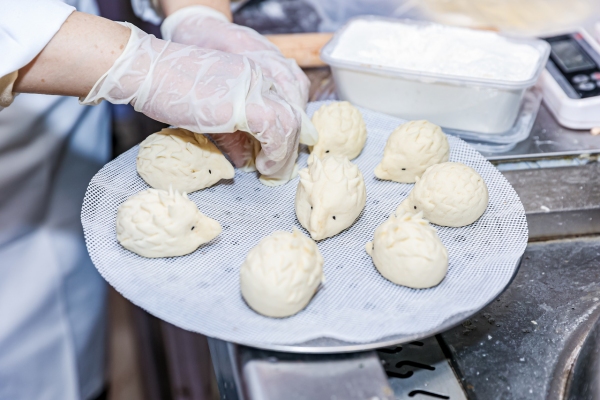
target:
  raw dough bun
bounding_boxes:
[365,212,448,289]
[295,155,367,240]
[240,228,325,318]
[375,120,449,183]
[116,188,221,258]
[397,162,489,227]
[310,102,367,160]
[137,128,234,193]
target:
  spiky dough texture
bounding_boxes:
[137,128,234,193]
[309,102,367,160]
[375,120,449,183]
[366,212,448,289]
[295,155,367,240]
[240,228,324,318]
[397,162,489,227]
[116,188,221,258]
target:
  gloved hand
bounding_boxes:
[209,131,260,171]
[161,6,309,109]
[161,6,316,174]
[81,22,310,182]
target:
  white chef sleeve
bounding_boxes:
[0,0,75,78]
[131,0,164,25]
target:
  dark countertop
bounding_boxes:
[440,237,600,399]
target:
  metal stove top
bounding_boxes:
[485,105,600,162]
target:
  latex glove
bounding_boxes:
[161,6,317,174]
[209,130,300,187]
[209,131,259,171]
[161,6,310,109]
[81,22,305,180]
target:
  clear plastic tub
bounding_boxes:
[445,88,543,153]
[320,17,550,134]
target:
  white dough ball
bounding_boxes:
[137,128,234,193]
[116,188,221,258]
[295,155,367,241]
[375,120,449,183]
[397,162,489,227]
[310,102,367,160]
[366,212,448,289]
[240,228,325,318]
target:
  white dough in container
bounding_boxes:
[321,17,550,134]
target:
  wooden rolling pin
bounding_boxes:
[266,33,334,68]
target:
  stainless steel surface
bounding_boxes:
[207,334,468,400]
[208,339,244,400]
[485,104,600,161]
[502,163,600,240]
[566,315,600,400]
[378,338,467,400]
[440,237,600,399]
[207,338,394,400]
[243,351,393,400]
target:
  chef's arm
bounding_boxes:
[12,0,233,97]
[158,0,232,19]
[13,12,130,98]
[9,4,305,181]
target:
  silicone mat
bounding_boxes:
[82,101,528,349]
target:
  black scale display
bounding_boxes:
[544,33,600,99]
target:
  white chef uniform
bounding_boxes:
[0,0,110,399]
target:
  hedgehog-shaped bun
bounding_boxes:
[309,102,367,160]
[240,228,325,318]
[116,188,221,258]
[397,162,488,227]
[295,155,367,240]
[366,211,448,289]
[137,128,234,193]
[375,120,449,183]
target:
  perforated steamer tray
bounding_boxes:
[82,101,528,353]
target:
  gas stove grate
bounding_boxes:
[378,337,467,400]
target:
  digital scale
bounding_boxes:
[540,29,600,129]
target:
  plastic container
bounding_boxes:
[320,17,550,134]
[445,88,543,153]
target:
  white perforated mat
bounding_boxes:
[82,101,528,349]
